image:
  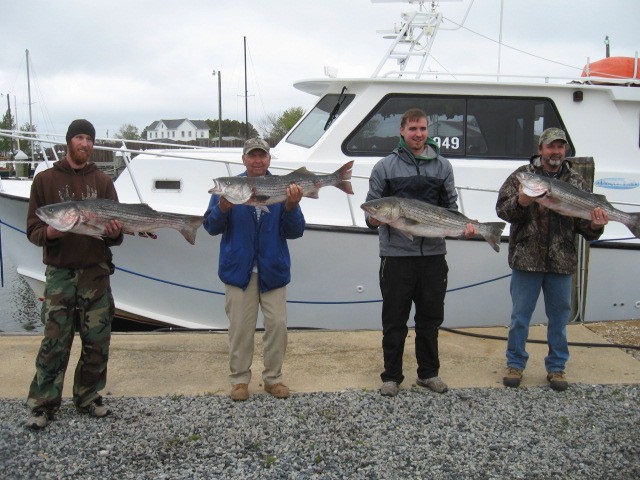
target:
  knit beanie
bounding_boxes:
[66,119,96,143]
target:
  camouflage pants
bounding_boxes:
[27,263,114,414]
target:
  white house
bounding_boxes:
[144,119,210,141]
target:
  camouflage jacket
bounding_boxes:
[495,158,603,274]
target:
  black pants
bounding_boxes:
[379,255,448,384]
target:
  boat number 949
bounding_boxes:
[433,136,460,150]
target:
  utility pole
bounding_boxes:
[5,93,14,153]
[212,70,222,147]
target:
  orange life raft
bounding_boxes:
[581,56,639,80]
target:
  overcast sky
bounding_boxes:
[1,0,637,138]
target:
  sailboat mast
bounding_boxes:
[243,36,248,139]
[26,49,34,161]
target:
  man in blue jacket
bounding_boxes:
[204,138,305,401]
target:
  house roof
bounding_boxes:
[145,119,210,131]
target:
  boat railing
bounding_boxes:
[377,70,640,86]
[2,130,637,229]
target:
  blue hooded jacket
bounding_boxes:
[203,172,305,292]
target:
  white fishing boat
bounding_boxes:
[1,0,639,330]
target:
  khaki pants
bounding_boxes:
[225,273,287,386]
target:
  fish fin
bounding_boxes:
[335,180,354,195]
[289,167,314,176]
[253,194,271,203]
[257,205,271,214]
[137,203,158,212]
[628,212,640,239]
[334,160,354,180]
[177,216,205,245]
[223,195,246,205]
[179,227,197,245]
[480,222,506,253]
[403,218,421,227]
[307,191,320,199]
[394,228,413,241]
[592,194,614,209]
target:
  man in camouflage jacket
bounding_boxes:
[495,127,608,391]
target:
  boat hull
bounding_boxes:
[3,186,637,329]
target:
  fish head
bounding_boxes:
[208,177,253,204]
[35,202,81,232]
[360,197,402,223]
[515,172,550,198]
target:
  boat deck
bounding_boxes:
[1,323,638,398]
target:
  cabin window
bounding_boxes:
[286,93,355,148]
[343,95,566,159]
[154,180,182,191]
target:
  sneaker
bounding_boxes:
[503,367,523,388]
[547,371,569,392]
[380,381,399,397]
[230,383,249,401]
[76,397,111,418]
[416,376,449,394]
[26,411,50,430]
[264,383,290,399]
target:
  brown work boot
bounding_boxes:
[230,383,249,401]
[503,366,523,388]
[547,371,569,392]
[76,397,111,418]
[264,383,290,399]
[26,411,51,430]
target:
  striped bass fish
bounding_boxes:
[209,161,353,212]
[516,172,640,239]
[361,197,505,252]
[36,199,204,245]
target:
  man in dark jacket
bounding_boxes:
[496,127,608,391]
[365,108,476,397]
[203,138,304,401]
[25,119,123,429]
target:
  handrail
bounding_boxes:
[378,70,640,85]
[2,131,637,226]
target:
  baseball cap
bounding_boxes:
[538,128,567,146]
[243,137,270,155]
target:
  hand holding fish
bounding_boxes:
[463,222,478,239]
[590,207,609,230]
[103,219,123,239]
[284,184,303,211]
[46,225,65,240]
[218,195,234,213]
[517,184,535,207]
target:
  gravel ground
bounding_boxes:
[1,385,638,480]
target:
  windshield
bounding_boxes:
[286,93,355,148]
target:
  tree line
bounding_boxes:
[114,107,305,145]
[1,107,306,156]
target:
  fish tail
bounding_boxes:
[333,161,354,195]
[480,222,506,253]
[335,180,354,195]
[335,160,354,180]
[180,216,204,245]
[628,212,640,239]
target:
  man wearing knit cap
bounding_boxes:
[25,119,123,429]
